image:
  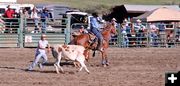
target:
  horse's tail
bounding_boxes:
[92,50,96,57]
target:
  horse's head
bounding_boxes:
[103,23,117,36]
[110,24,117,35]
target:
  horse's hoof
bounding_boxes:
[61,71,65,74]
[106,63,109,66]
[102,64,107,67]
[76,70,80,73]
[56,71,60,74]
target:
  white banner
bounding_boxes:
[25,36,32,43]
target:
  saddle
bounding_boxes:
[88,32,96,41]
[71,32,104,50]
[72,31,82,37]
[87,32,105,50]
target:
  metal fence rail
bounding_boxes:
[0,34,19,47]
[0,18,20,47]
[23,17,68,47]
[0,17,180,48]
[109,23,180,48]
[24,33,65,47]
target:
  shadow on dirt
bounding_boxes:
[0,66,16,69]
[29,61,74,66]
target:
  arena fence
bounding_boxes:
[0,18,21,47]
[23,17,68,47]
[0,17,179,48]
[115,23,180,48]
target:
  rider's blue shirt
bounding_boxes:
[90,17,100,29]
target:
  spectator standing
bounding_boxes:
[167,30,175,48]
[111,18,118,28]
[31,7,39,33]
[40,8,49,33]
[149,23,159,46]
[123,19,131,37]
[111,18,118,45]
[22,8,30,18]
[157,22,166,46]
[4,5,15,33]
[4,5,15,18]
[121,23,129,47]
[134,19,145,47]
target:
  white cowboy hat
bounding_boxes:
[80,25,84,28]
[124,19,127,22]
[112,18,117,21]
[136,19,141,23]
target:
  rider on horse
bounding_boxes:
[90,12,104,51]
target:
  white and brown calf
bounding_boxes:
[51,44,90,74]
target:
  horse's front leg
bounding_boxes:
[101,49,109,67]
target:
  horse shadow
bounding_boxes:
[0,66,16,69]
[23,61,76,74]
[0,61,76,74]
[29,60,74,66]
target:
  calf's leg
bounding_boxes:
[76,54,90,74]
[54,52,64,74]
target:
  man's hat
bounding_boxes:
[112,18,117,21]
[43,7,48,11]
[80,25,84,28]
[92,12,98,17]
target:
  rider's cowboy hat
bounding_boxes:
[112,18,117,21]
[92,12,98,17]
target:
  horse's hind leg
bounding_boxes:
[101,51,106,66]
[101,50,109,67]
[104,49,109,66]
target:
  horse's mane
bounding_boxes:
[103,22,113,30]
[102,22,114,34]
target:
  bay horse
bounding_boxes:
[69,22,117,66]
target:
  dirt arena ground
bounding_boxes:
[0,48,179,86]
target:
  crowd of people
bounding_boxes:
[117,18,179,48]
[119,19,147,47]
[0,5,50,33]
[0,5,179,48]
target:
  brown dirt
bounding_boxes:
[0,48,179,86]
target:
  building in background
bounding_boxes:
[106,4,180,23]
